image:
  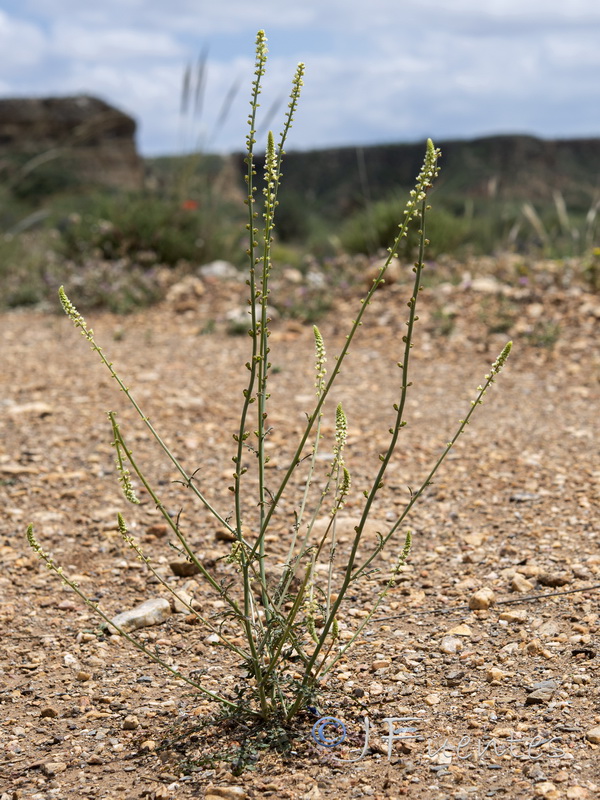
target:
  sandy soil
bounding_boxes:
[1,262,600,800]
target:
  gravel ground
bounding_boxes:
[1,260,600,800]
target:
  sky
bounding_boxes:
[1,0,599,156]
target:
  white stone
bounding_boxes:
[109,598,171,634]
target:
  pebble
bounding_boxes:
[499,609,528,623]
[529,679,560,691]
[486,667,506,682]
[41,761,67,776]
[141,739,157,752]
[447,623,472,637]
[585,725,600,744]
[146,523,168,538]
[566,789,590,799]
[199,259,241,280]
[510,574,535,593]
[534,782,559,799]
[444,669,464,687]
[215,528,237,542]
[122,715,140,730]
[525,688,555,705]
[7,401,54,417]
[371,656,391,670]
[40,706,59,718]
[172,587,195,614]
[468,587,496,610]
[526,638,547,655]
[439,636,463,654]
[311,516,382,540]
[538,572,571,587]
[169,560,200,577]
[536,620,561,638]
[204,787,248,800]
[424,693,441,706]
[109,598,171,633]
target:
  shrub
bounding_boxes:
[340,193,475,258]
[57,188,245,268]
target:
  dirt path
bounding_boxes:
[1,268,600,800]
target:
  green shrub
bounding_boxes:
[57,189,245,267]
[341,194,476,257]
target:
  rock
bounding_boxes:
[566,788,591,799]
[165,276,205,312]
[172,587,195,614]
[439,636,463,654]
[364,258,403,287]
[0,463,40,475]
[0,95,142,189]
[444,669,464,686]
[369,681,384,696]
[424,693,441,706]
[468,587,496,610]
[526,638,552,657]
[537,572,571,587]
[525,688,555,705]
[215,528,237,542]
[76,670,92,681]
[499,609,528,623]
[469,275,504,293]
[122,715,139,730]
[510,573,535,593]
[40,706,59,718]
[536,621,561,638]
[585,725,600,744]
[303,786,322,800]
[310,516,382,541]
[205,787,248,800]
[169,560,200,577]
[534,782,559,799]
[140,739,157,752]
[199,260,242,281]
[529,679,559,691]
[486,667,506,682]
[226,304,279,330]
[7,401,54,417]
[371,656,391,670]
[509,492,539,503]
[145,524,168,538]
[41,761,67,776]
[447,623,472,637]
[109,598,171,634]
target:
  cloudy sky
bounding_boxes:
[1,0,599,156]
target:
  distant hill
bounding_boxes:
[240,135,600,219]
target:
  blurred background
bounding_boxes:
[0,0,598,314]
[2,0,599,154]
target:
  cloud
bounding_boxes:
[0,9,47,71]
[50,23,182,62]
[0,0,598,153]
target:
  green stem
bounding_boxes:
[26,526,238,711]
[58,288,234,537]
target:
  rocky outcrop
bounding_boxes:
[0,95,142,190]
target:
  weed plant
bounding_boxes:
[27,31,512,730]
